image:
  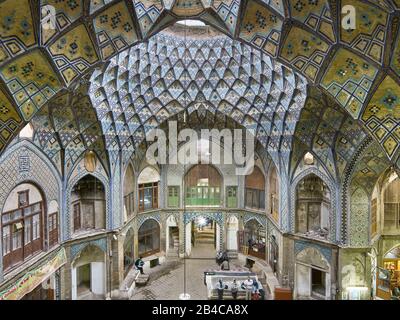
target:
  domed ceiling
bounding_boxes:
[0,0,399,171]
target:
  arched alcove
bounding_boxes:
[184,164,222,207]
[138,219,160,257]
[245,166,265,210]
[296,174,331,239]
[2,183,46,271]
[138,167,160,212]
[71,175,106,233]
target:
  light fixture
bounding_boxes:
[304,152,314,165]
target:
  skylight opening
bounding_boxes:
[176,19,206,27]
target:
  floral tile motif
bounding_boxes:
[48,24,99,85]
[0,49,62,120]
[321,48,378,119]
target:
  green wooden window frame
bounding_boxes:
[168,186,180,208]
[226,186,237,208]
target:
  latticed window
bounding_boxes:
[139,182,158,212]
[2,190,43,271]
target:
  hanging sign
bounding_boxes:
[0,248,66,300]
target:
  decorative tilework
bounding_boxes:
[172,0,204,16]
[93,1,139,60]
[290,167,339,243]
[321,48,378,119]
[0,89,22,151]
[89,32,307,153]
[70,237,108,260]
[340,0,388,64]
[134,0,164,36]
[0,49,62,119]
[361,76,400,158]
[281,26,330,81]
[349,186,369,247]
[391,30,400,78]
[40,0,84,45]
[212,0,240,35]
[294,240,332,263]
[49,24,99,85]
[239,0,283,57]
[288,0,335,42]
[0,0,35,64]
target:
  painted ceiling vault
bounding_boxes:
[0,0,399,173]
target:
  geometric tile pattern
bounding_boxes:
[288,0,335,43]
[0,89,22,151]
[0,0,35,64]
[340,0,388,64]
[93,1,138,60]
[0,49,62,120]
[40,0,84,45]
[321,48,378,119]
[292,89,368,180]
[0,0,398,166]
[281,26,330,81]
[48,24,99,85]
[239,0,283,57]
[361,76,400,159]
[89,28,307,160]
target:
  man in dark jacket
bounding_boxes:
[135,256,145,274]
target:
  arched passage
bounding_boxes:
[184,213,222,258]
[295,247,331,300]
[71,244,106,300]
[138,219,161,258]
[238,218,266,260]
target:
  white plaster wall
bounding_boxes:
[3,183,42,213]
[227,217,239,251]
[296,264,311,297]
[48,200,58,214]
[166,215,178,251]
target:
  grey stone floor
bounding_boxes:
[131,244,221,300]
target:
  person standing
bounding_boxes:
[231,279,238,300]
[135,256,145,274]
[243,277,253,300]
[217,279,224,300]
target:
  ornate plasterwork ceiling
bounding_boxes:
[0,0,399,166]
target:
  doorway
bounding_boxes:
[311,268,326,297]
[77,264,91,296]
[185,216,219,258]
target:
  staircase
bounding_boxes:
[195,228,214,245]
